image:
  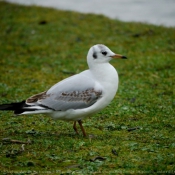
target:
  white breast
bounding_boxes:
[50,62,119,121]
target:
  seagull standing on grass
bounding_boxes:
[0,44,127,137]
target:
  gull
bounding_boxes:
[0,44,127,137]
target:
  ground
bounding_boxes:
[0,2,174,174]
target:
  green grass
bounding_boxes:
[0,2,175,174]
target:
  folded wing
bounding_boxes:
[26,72,103,111]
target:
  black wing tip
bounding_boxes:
[122,55,127,59]
[0,100,26,114]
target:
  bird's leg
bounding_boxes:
[78,120,87,137]
[73,121,79,135]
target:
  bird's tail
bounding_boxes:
[0,101,28,115]
[0,101,50,115]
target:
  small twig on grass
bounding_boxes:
[90,156,106,162]
[66,164,80,169]
[127,126,141,132]
[21,144,25,152]
[2,138,31,144]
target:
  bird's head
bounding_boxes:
[87,44,127,67]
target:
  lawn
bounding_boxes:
[0,2,174,174]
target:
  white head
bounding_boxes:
[87,44,127,68]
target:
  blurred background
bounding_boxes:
[6,0,175,27]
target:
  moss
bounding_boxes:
[0,2,175,174]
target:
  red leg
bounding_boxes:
[78,120,87,137]
[73,121,79,135]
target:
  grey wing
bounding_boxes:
[34,73,102,111]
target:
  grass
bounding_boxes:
[0,2,175,174]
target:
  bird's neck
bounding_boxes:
[90,62,118,86]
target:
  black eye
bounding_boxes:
[102,51,107,56]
